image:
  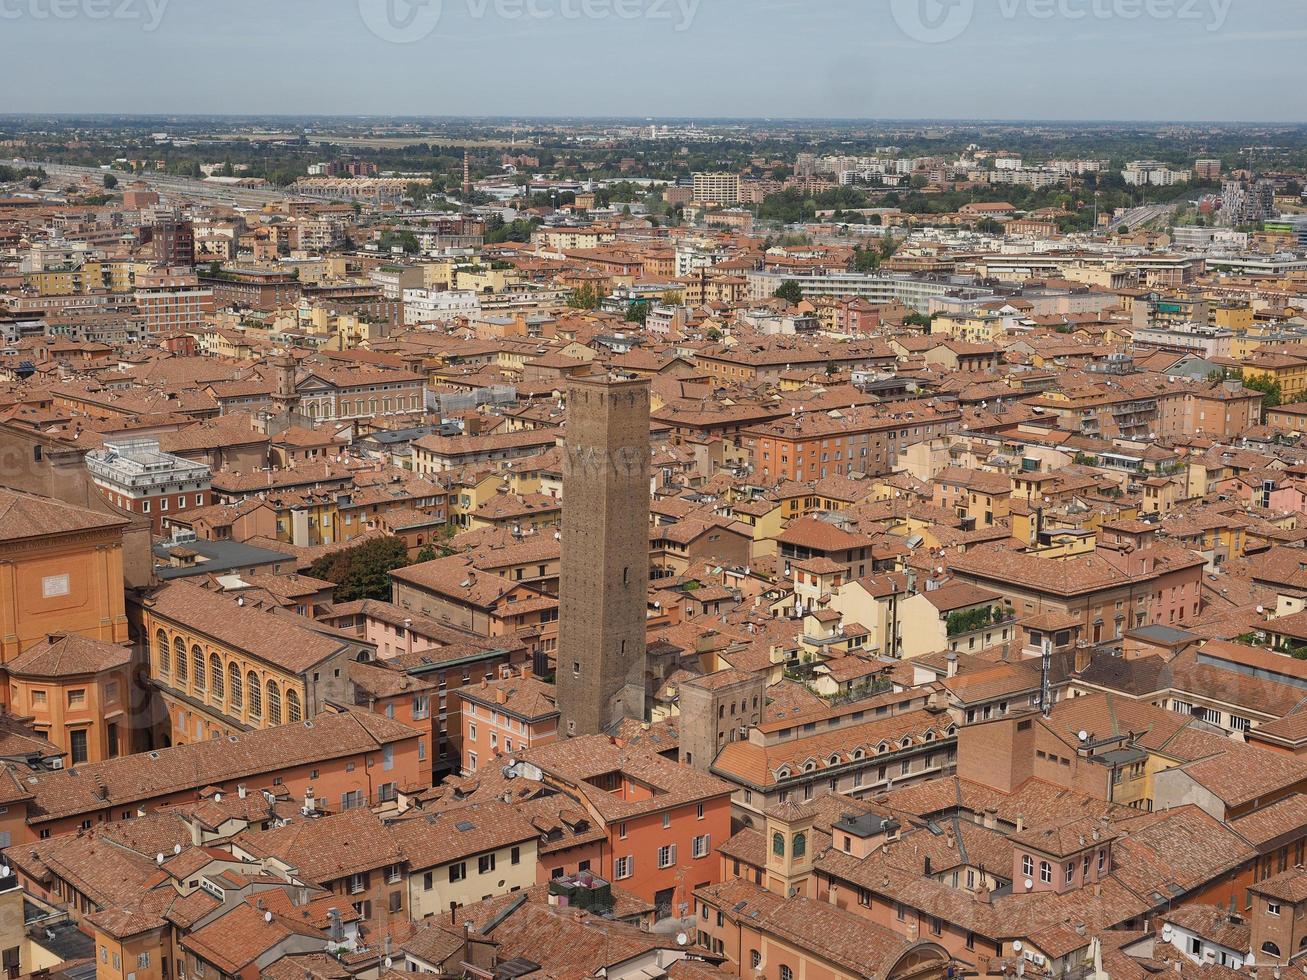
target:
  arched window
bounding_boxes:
[192,646,205,689]
[229,664,243,707]
[878,741,890,754]
[266,680,282,725]
[803,761,816,773]
[772,832,785,857]
[793,832,807,858]
[780,966,794,980]
[828,754,841,766]
[155,630,170,673]
[210,654,224,697]
[286,688,302,723]
[247,672,262,717]
[174,637,187,682]
[853,749,865,760]
[924,730,936,742]
[1261,943,1281,959]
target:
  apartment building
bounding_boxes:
[692,172,741,204]
[508,736,734,915]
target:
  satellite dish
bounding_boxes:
[1078,730,1089,742]
[1024,879,1033,891]
[156,853,164,864]
[1013,941,1024,953]
[0,865,9,878]
[1257,605,1265,615]
[385,958,394,968]
[264,911,272,923]
[174,843,182,854]
[676,933,689,946]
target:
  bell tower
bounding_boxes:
[765,800,817,899]
[269,352,300,423]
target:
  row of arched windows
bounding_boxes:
[305,394,420,420]
[154,629,302,726]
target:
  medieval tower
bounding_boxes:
[557,375,651,737]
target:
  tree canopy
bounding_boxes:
[308,537,411,603]
[773,280,804,304]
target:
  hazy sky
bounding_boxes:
[1,0,1304,121]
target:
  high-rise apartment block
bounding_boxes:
[149,216,195,266]
[556,375,651,737]
[692,172,741,204]
[1222,178,1276,226]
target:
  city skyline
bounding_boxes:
[1,0,1305,121]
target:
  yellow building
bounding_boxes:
[1242,351,1307,402]
[455,264,518,293]
[135,579,363,747]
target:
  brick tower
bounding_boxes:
[557,375,651,737]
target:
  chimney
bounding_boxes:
[303,787,315,814]
[1075,643,1092,674]
[945,652,958,678]
[237,784,247,799]
[496,688,508,705]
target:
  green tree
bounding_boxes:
[1245,375,1283,410]
[102,173,118,190]
[567,283,602,310]
[774,280,804,305]
[904,312,932,329]
[851,247,880,273]
[414,545,438,564]
[307,537,410,603]
[625,300,650,324]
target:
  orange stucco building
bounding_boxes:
[0,487,130,665]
